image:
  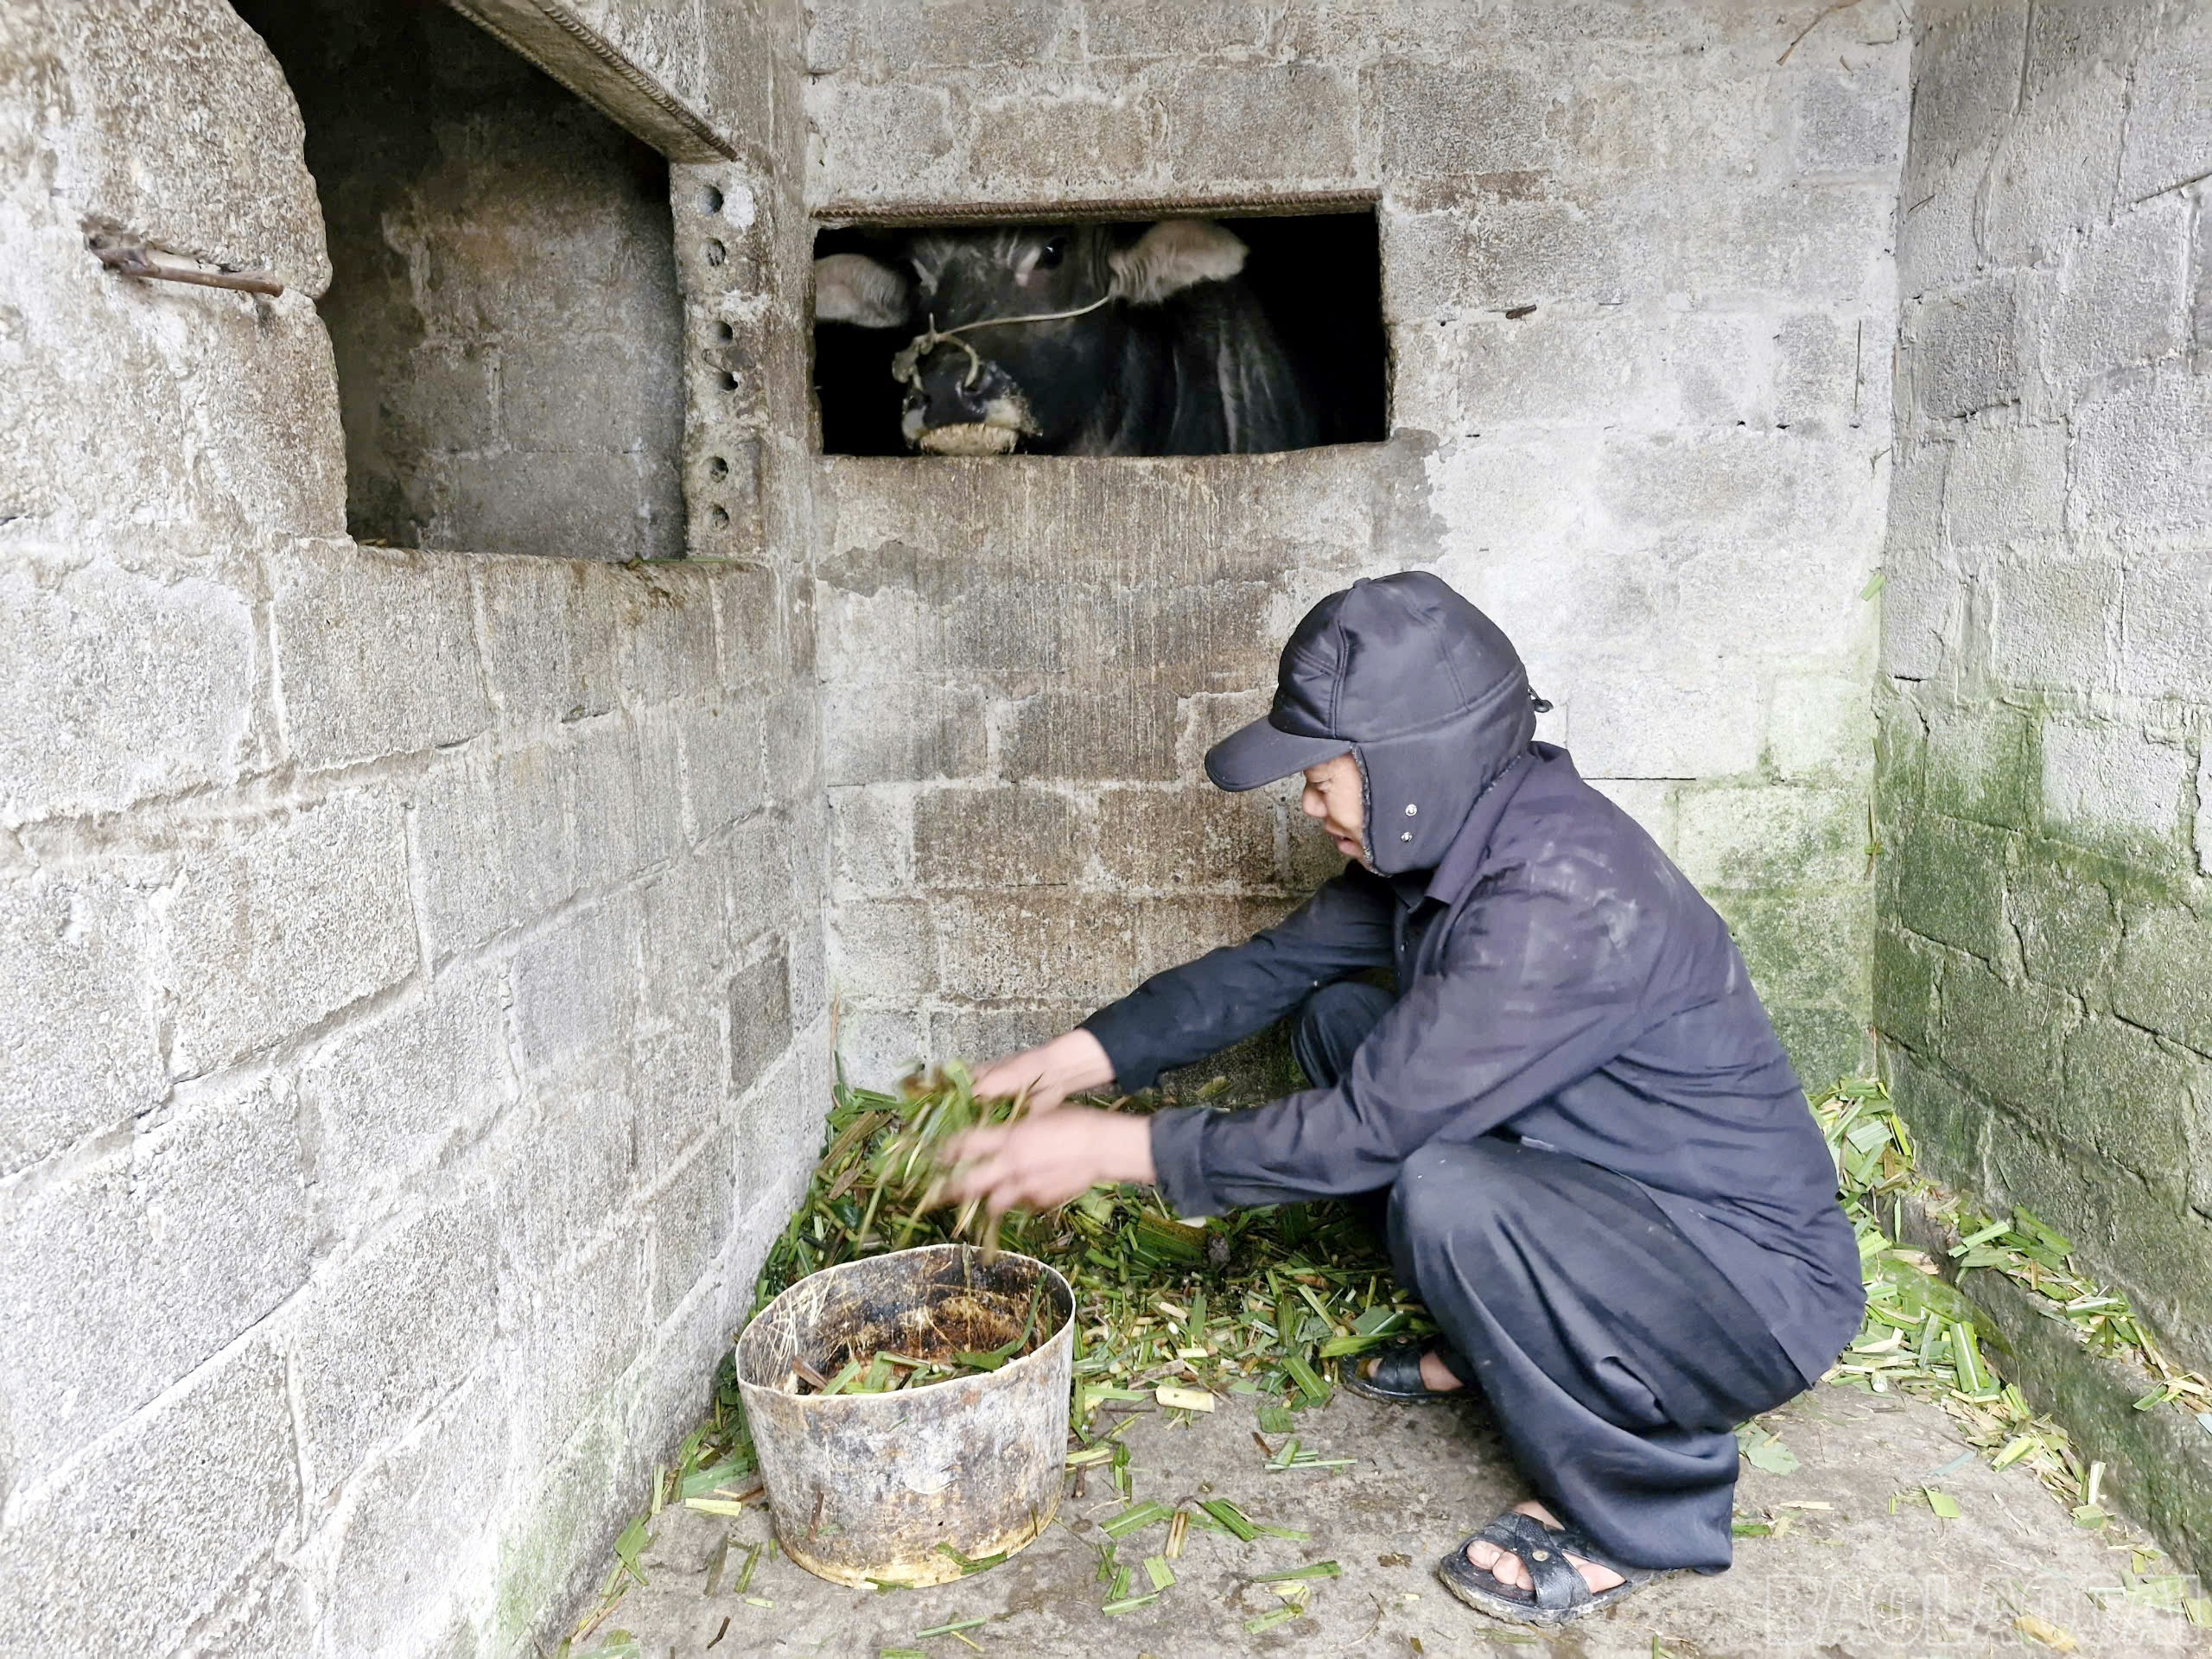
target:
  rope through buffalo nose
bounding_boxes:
[890,292,1118,389]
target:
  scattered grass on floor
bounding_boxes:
[556,1073,2212,1652]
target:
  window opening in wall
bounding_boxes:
[811,211,1385,459]
[231,0,686,562]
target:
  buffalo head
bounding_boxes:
[813,220,1251,456]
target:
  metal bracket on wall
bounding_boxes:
[92,240,284,297]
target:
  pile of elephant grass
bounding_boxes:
[561,1072,2212,1650]
[751,1063,1433,1410]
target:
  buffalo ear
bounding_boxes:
[1109,220,1248,305]
[814,253,913,327]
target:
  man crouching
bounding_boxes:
[938,570,1864,1627]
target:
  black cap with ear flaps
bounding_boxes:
[1204,572,1546,876]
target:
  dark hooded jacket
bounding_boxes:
[1079,574,1865,1387]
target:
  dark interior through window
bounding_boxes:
[231,0,685,562]
[811,211,1386,459]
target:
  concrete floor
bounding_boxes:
[584,1382,2209,1658]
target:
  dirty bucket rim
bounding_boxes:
[733,1241,1076,1408]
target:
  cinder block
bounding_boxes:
[266,544,487,772]
[1128,894,1291,986]
[651,1131,734,1320]
[1905,0,2030,177]
[1921,700,2037,830]
[137,1072,314,1359]
[828,898,938,1000]
[714,561,785,696]
[1942,421,2068,550]
[2024,197,2190,414]
[934,893,1137,1006]
[0,1339,297,1657]
[1878,561,1962,683]
[2117,545,2212,706]
[823,683,986,786]
[1979,60,2127,266]
[1093,787,1280,892]
[510,897,638,1079]
[1908,278,2023,418]
[2041,723,2189,847]
[1790,64,1908,174]
[915,785,1082,890]
[638,849,732,1020]
[1887,812,2013,961]
[1885,438,1949,556]
[2112,902,2212,1054]
[1774,310,1869,434]
[322,1377,507,1657]
[1985,552,2120,693]
[925,1004,1089,1070]
[806,79,957,201]
[788,913,830,1030]
[633,1012,727,1185]
[1676,785,1867,890]
[302,971,514,1237]
[830,785,913,897]
[1882,1048,1990,1185]
[1721,185,1898,311]
[411,745,576,961]
[162,792,418,1075]
[1368,59,1552,178]
[296,1196,498,1493]
[0,556,259,821]
[476,559,622,728]
[725,809,798,944]
[1153,61,1357,183]
[1872,922,1941,1053]
[0,873,161,1177]
[1768,673,1875,782]
[2074,361,2212,542]
[1567,661,1764,779]
[809,0,1073,71]
[1707,884,1871,1011]
[965,91,1163,185]
[1941,957,2074,1107]
[1896,147,1989,298]
[734,1045,827,1222]
[2061,1016,2196,1197]
[760,686,822,804]
[728,944,793,1093]
[617,565,721,708]
[1000,689,1180,783]
[1601,431,1879,558]
[675,697,770,834]
[505,1224,647,1467]
[1438,310,1772,435]
[2118,2,2212,200]
[2008,848,2120,990]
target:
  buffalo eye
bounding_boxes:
[1035,236,1067,270]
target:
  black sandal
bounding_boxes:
[1338,1340,1471,1405]
[1436,1510,1656,1627]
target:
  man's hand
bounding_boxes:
[971,1028,1115,1114]
[939,1106,1156,1218]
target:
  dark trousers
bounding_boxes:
[1294,982,1805,1573]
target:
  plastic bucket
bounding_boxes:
[734,1243,1074,1586]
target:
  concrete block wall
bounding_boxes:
[1875,0,2212,1370]
[807,0,1908,1093]
[0,2,825,1655]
